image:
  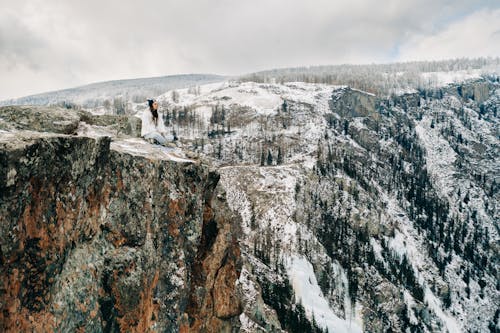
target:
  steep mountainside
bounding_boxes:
[153,78,499,332]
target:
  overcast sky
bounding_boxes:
[1,0,499,100]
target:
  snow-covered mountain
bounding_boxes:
[0,74,225,110]
[144,76,499,332]
[1,62,498,332]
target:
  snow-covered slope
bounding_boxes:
[142,77,499,332]
[0,74,225,110]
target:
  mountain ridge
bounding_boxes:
[0,74,226,108]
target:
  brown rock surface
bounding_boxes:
[181,182,243,333]
[0,108,242,332]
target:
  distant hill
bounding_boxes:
[240,57,500,96]
[0,74,226,109]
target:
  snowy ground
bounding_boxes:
[110,138,194,163]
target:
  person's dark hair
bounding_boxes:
[148,99,158,126]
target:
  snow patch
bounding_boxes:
[424,288,462,333]
[420,70,483,87]
[110,138,194,163]
[286,255,363,333]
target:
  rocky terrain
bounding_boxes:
[1,74,499,332]
[0,106,242,332]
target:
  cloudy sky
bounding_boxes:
[1,0,499,100]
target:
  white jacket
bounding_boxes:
[140,109,168,137]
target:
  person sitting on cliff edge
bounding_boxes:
[141,99,173,145]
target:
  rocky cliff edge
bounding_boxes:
[0,106,242,332]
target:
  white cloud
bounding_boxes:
[0,0,499,100]
[397,9,500,61]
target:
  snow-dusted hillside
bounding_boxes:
[240,58,500,97]
[0,74,225,111]
[145,77,499,333]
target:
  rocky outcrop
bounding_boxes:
[0,106,141,138]
[77,110,142,137]
[444,80,492,104]
[0,106,80,134]
[0,106,241,332]
[330,87,380,120]
[460,81,491,103]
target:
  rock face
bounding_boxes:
[442,80,493,104]
[457,81,492,104]
[0,107,241,331]
[181,182,242,333]
[329,87,379,120]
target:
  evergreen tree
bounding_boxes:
[282,100,288,112]
[267,149,273,166]
[343,120,349,135]
[217,141,222,160]
[277,146,284,165]
[171,90,180,103]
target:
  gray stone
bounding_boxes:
[0,105,80,134]
[77,110,142,137]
